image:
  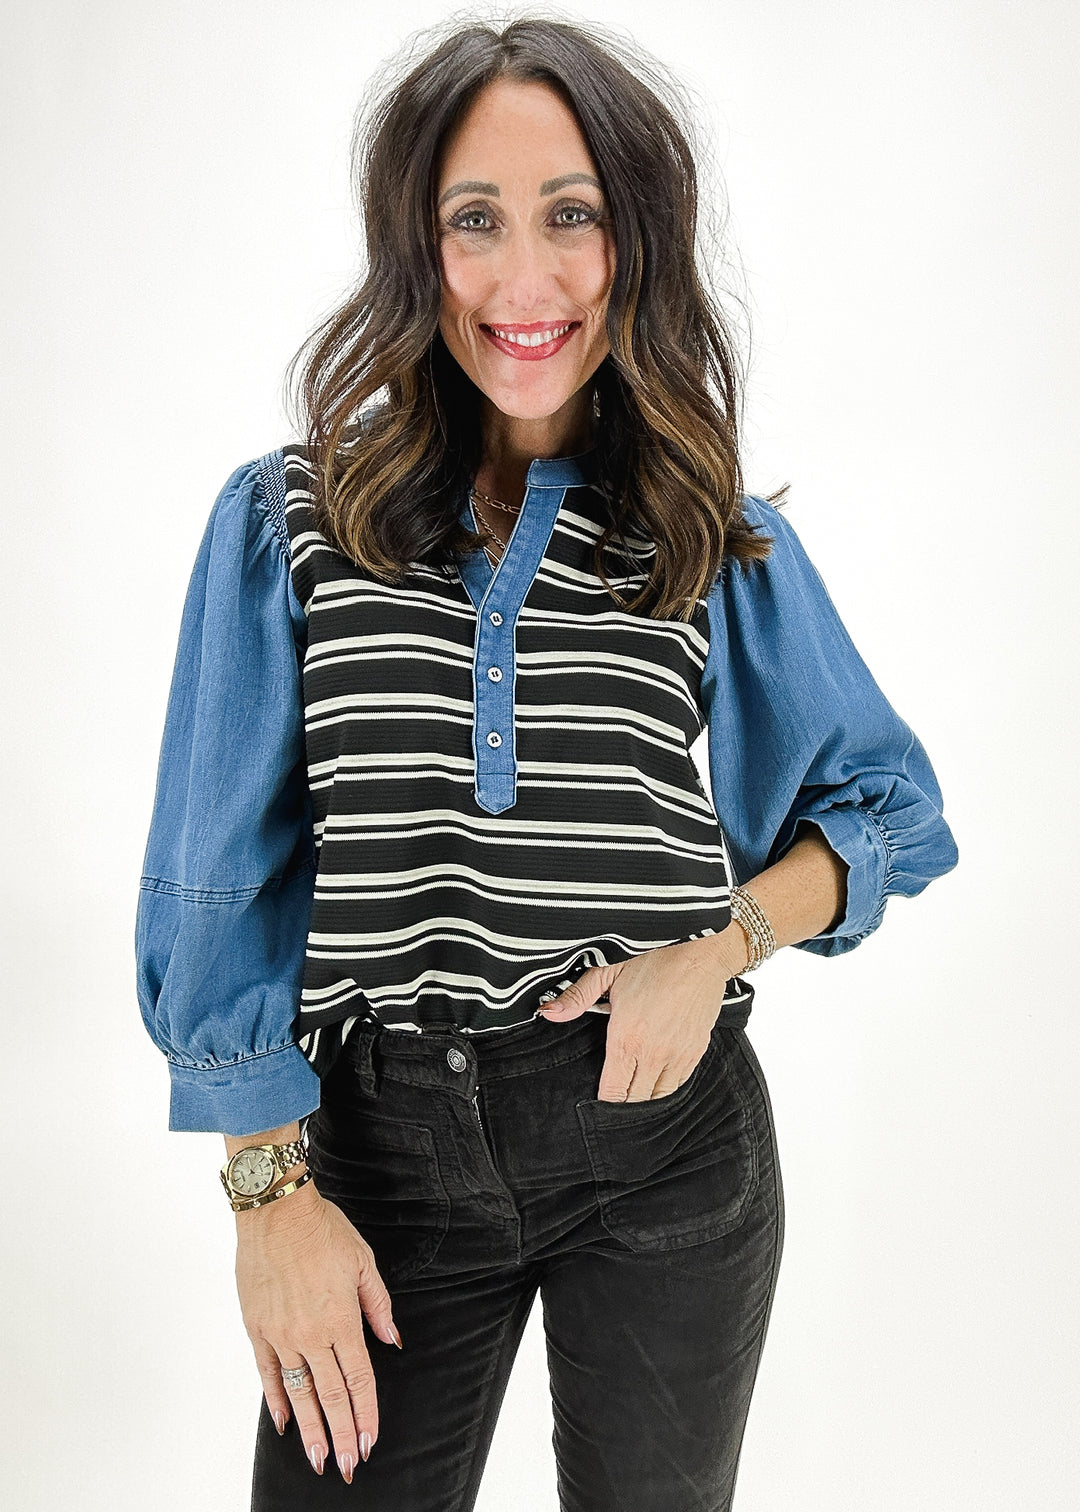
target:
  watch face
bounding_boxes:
[228,1148,276,1196]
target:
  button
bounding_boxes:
[486,731,502,748]
[489,610,503,626]
[446,1048,467,1072]
[487,666,502,682]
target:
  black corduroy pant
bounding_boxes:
[251,1007,784,1512]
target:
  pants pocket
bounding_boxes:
[306,1105,451,1283]
[575,1028,759,1251]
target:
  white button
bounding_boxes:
[487,666,502,682]
[486,731,502,748]
[447,1048,467,1072]
[489,610,503,626]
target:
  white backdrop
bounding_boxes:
[3,2,1077,1508]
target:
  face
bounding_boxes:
[435,78,615,445]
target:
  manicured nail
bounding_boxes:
[360,1431,373,1462]
[310,1443,325,1474]
[273,1410,286,1436]
[339,1452,354,1483]
[389,1320,403,1349]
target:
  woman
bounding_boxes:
[136,16,958,1511]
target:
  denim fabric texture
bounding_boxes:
[249,1008,785,1512]
[135,452,958,1134]
[455,450,602,813]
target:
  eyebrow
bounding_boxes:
[437,173,602,210]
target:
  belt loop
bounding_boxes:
[355,1027,380,1098]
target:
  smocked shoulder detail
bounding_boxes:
[254,448,290,561]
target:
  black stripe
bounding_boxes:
[276,444,751,1080]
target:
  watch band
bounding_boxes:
[267,1137,308,1170]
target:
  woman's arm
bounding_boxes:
[689,818,851,979]
[539,817,851,1082]
[700,492,960,955]
[134,455,321,1136]
[223,1112,400,1485]
[540,494,957,1095]
[136,460,398,1482]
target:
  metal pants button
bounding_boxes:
[446,1048,467,1072]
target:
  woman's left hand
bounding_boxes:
[536,931,746,1102]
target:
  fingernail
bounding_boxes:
[310,1443,325,1474]
[389,1320,403,1349]
[360,1431,373,1462]
[273,1410,286,1436]
[339,1452,354,1483]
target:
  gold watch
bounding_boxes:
[220,1133,309,1209]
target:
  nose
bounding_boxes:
[489,224,563,307]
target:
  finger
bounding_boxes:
[355,1238,403,1350]
[302,1344,361,1483]
[278,1348,333,1476]
[333,1329,380,1465]
[646,1042,709,1099]
[600,1041,687,1102]
[625,1065,663,1101]
[538,966,612,1019]
[538,999,584,1020]
[597,1036,639,1102]
[648,1063,689,1099]
[251,1338,291,1435]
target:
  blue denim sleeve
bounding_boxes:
[701,493,959,956]
[135,455,322,1134]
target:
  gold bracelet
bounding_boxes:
[229,1168,313,1214]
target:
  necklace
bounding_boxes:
[469,486,521,564]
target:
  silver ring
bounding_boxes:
[281,1363,312,1390]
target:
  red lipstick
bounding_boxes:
[480,320,581,361]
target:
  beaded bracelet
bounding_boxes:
[729,884,776,972]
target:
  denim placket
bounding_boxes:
[456,451,599,816]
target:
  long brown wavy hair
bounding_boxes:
[282,10,788,622]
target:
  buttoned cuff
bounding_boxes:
[167,1043,321,1135]
[779,805,891,957]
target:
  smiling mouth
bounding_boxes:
[479,322,582,359]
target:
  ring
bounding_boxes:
[281,1363,312,1390]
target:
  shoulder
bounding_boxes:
[705,492,788,601]
[735,491,806,550]
[724,492,820,581]
[220,441,312,563]
[736,491,778,528]
[247,446,292,559]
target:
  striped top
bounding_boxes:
[271,440,752,1082]
[136,438,959,1135]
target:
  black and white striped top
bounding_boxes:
[264,440,752,1083]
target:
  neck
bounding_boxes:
[474,390,594,506]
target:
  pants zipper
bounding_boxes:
[471,1078,501,1179]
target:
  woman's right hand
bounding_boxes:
[234,1178,402,1484]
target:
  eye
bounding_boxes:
[449,206,495,233]
[444,200,602,235]
[553,203,600,228]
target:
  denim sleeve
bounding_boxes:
[135,456,322,1134]
[701,493,959,956]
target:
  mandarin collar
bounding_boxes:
[521,447,599,489]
